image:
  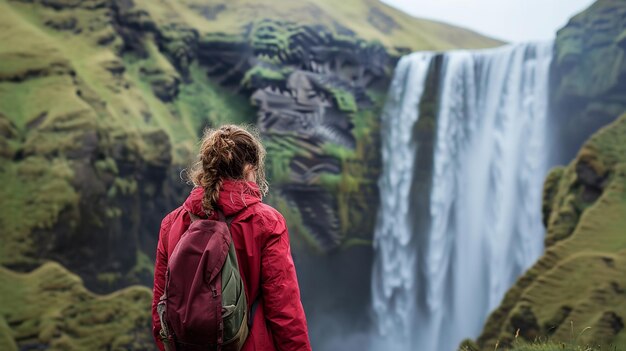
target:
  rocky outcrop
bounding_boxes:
[244,30,391,250]
[551,0,626,163]
[0,0,186,292]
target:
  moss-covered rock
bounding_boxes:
[542,166,565,227]
[475,113,626,350]
[0,262,153,350]
[0,0,256,288]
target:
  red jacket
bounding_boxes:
[152,180,312,351]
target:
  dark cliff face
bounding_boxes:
[0,0,401,291]
[195,18,393,252]
[0,92,183,292]
[0,0,190,291]
[551,0,626,163]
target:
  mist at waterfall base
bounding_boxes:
[369,42,554,351]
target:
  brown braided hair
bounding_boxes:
[188,125,269,216]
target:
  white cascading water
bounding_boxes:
[371,42,553,351]
[371,52,434,350]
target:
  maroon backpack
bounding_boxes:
[157,211,250,351]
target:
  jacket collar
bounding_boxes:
[183,179,262,218]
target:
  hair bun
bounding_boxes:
[214,131,234,162]
[188,124,269,215]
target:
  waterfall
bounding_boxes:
[371,52,434,349]
[371,42,553,351]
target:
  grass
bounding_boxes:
[483,341,620,351]
[241,65,287,88]
[329,88,358,113]
[132,0,503,53]
[468,337,624,351]
[465,321,625,350]
[265,134,316,184]
[509,343,617,351]
[0,0,67,81]
[0,74,92,131]
[180,63,256,128]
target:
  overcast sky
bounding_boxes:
[381,0,596,42]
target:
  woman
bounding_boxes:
[152,125,312,351]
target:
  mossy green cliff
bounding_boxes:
[472,113,626,350]
[0,262,153,350]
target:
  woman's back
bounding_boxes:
[151,125,311,351]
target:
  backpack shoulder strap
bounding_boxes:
[215,209,235,228]
[187,210,233,225]
[203,207,262,328]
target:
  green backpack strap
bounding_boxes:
[217,209,250,350]
[216,209,260,325]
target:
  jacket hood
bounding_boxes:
[183,179,262,218]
